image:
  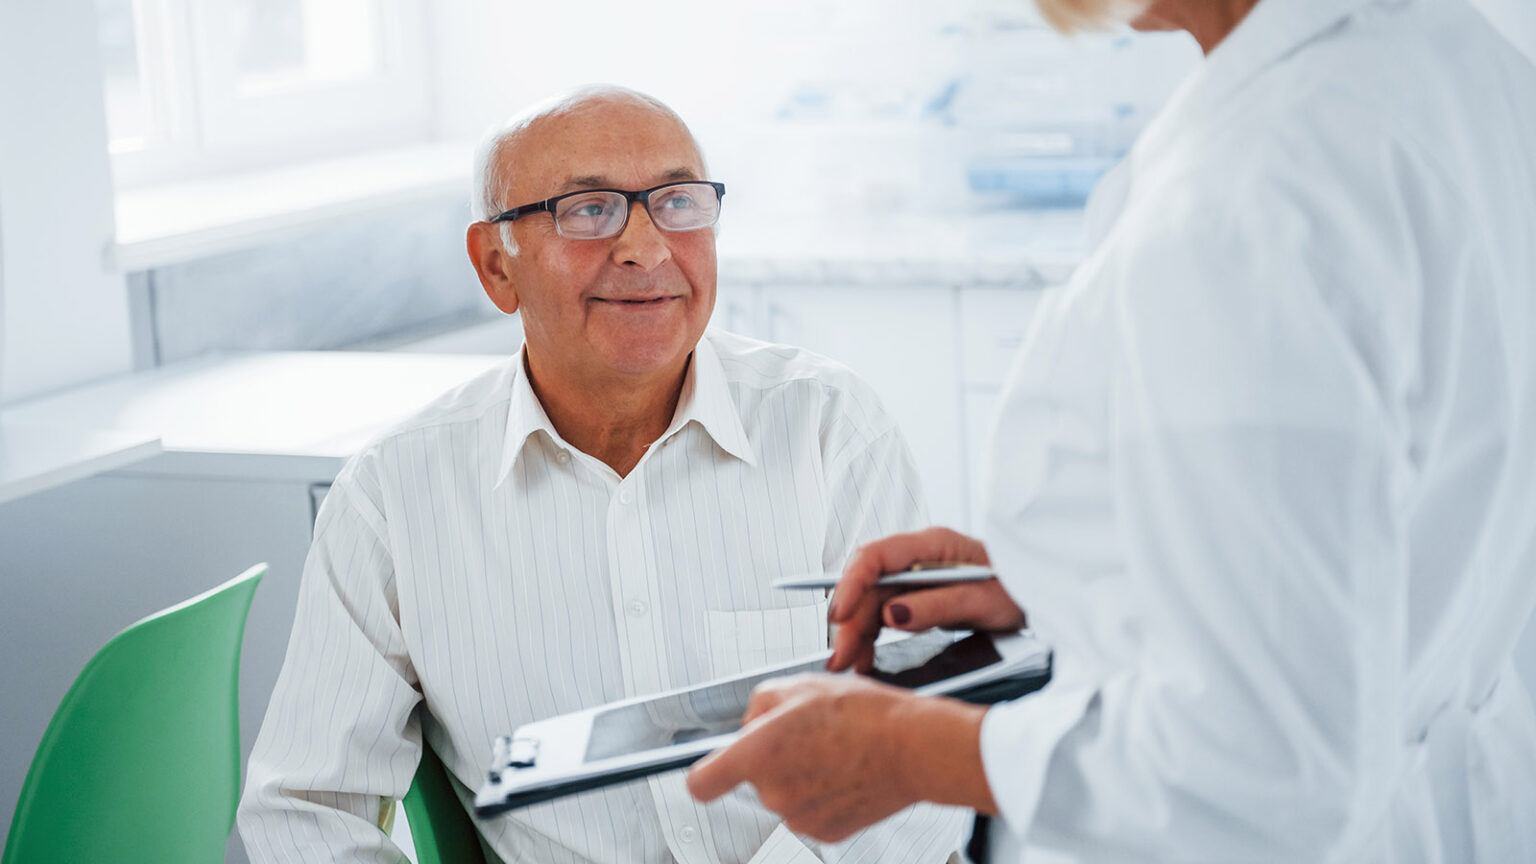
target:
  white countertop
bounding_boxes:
[0,419,163,505]
[715,208,1087,286]
[0,351,510,483]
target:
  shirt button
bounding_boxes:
[678,825,698,844]
[626,598,649,618]
[618,489,633,505]
[556,450,571,463]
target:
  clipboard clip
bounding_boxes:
[488,735,540,783]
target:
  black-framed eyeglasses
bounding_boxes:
[488,181,726,240]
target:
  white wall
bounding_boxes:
[431,1,824,143]
[0,0,133,404]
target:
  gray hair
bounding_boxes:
[468,85,704,255]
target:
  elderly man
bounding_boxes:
[236,86,965,863]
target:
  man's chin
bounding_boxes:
[591,334,699,384]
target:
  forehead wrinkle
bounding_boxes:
[557,167,702,194]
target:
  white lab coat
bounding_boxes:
[975,0,1536,860]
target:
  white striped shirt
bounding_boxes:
[238,330,967,864]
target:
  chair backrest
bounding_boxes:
[403,741,491,864]
[2,564,265,864]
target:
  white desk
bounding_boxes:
[0,419,161,506]
[0,350,509,481]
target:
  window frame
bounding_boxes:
[107,0,433,188]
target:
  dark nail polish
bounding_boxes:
[890,604,911,626]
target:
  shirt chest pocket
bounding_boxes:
[706,597,831,679]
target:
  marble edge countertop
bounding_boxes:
[716,253,1081,287]
[713,207,1087,287]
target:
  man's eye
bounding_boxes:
[571,203,609,217]
[657,193,697,210]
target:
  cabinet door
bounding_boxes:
[710,281,762,339]
[959,286,1045,389]
[962,391,1005,533]
[762,283,966,529]
[958,286,1049,530]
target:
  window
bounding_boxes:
[96,0,431,187]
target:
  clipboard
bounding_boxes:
[473,629,1051,817]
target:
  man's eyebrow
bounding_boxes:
[559,175,611,192]
[557,168,700,193]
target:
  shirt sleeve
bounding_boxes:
[237,459,424,863]
[980,132,1434,857]
[821,422,930,571]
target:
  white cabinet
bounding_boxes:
[758,283,967,529]
[959,287,1043,390]
[963,391,1001,530]
[710,281,760,337]
[713,280,1054,531]
[959,287,1047,529]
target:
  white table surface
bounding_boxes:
[0,419,162,505]
[0,351,511,483]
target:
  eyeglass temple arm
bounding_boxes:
[488,201,553,224]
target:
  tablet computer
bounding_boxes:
[473,629,1050,817]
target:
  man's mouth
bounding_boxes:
[593,296,678,305]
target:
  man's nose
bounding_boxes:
[611,202,672,271]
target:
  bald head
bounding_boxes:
[469,86,707,242]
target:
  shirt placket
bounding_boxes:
[605,468,668,697]
[603,452,717,864]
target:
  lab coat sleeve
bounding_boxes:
[981,139,1430,857]
[237,456,422,864]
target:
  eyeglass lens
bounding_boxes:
[552,183,721,239]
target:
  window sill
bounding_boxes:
[109,141,476,271]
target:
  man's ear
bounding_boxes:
[467,222,519,315]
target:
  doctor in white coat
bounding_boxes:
[688,0,1536,860]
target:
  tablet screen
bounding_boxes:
[582,631,1001,763]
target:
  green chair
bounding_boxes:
[2,564,265,864]
[401,739,492,864]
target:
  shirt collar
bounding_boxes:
[678,334,757,467]
[495,335,757,487]
[496,346,561,486]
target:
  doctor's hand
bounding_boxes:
[828,527,1026,673]
[685,673,996,842]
